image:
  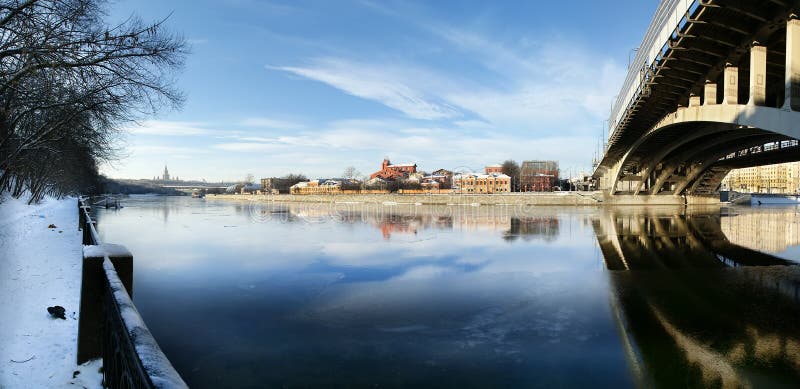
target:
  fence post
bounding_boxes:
[77,244,133,364]
[78,199,84,230]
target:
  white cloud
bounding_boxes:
[125,120,216,136]
[209,119,599,175]
[112,12,628,180]
[238,117,304,129]
[269,58,462,120]
[269,35,625,136]
[129,145,210,155]
[214,142,282,152]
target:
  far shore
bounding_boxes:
[207,192,723,206]
[210,192,602,206]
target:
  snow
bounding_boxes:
[102,259,188,389]
[83,243,132,259]
[0,195,103,388]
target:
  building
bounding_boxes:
[485,164,503,175]
[370,158,417,180]
[421,174,450,189]
[521,160,559,192]
[420,180,440,191]
[453,172,511,194]
[162,165,170,181]
[260,178,274,191]
[290,179,342,195]
[431,168,453,178]
[430,169,453,188]
[722,162,800,194]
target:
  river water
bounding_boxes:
[92,195,800,388]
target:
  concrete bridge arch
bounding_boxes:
[594,2,800,201]
[605,104,800,197]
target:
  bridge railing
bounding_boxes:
[78,197,188,389]
[720,139,800,161]
[608,0,700,146]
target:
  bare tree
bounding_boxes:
[244,173,254,184]
[342,166,360,180]
[0,0,187,202]
[502,160,521,192]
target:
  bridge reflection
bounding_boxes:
[597,208,800,388]
[593,208,796,270]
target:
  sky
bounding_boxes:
[103,0,658,182]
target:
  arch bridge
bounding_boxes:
[594,0,800,202]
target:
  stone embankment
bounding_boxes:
[210,192,724,206]
[211,192,604,206]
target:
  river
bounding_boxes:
[91,195,800,388]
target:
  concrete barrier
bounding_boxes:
[78,244,133,364]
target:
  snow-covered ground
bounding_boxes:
[0,195,102,388]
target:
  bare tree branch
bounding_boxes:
[0,0,187,201]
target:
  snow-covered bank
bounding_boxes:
[0,195,102,388]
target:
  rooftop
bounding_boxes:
[454,172,511,179]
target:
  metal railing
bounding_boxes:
[607,0,700,146]
[79,197,188,389]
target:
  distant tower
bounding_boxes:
[163,164,170,181]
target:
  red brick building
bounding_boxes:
[521,160,559,192]
[370,158,417,180]
[485,164,503,174]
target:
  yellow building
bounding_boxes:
[453,173,511,194]
[290,180,342,195]
[722,162,800,194]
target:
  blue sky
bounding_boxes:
[103,0,657,182]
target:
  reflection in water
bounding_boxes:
[721,207,800,253]
[596,208,800,388]
[504,217,559,242]
[91,197,800,388]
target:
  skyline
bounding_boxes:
[102,0,657,182]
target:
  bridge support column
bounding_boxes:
[723,64,738,105]
[748,43,767,106]
[704,80,717,105]
[689,94,700,107]
[784,16,800,111]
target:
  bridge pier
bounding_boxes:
[704,80,717,106]
[748,43,767,107]
[723,64,738,105]
[598,193,721,206]
[784,16,800,111]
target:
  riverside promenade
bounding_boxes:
[0,196,101,388]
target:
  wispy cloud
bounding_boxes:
[108,2,630,180]
[238,117,304,129]
[130,145,210,154]
[126,120,217,136]
[269,58,463,120]
[268,33,624,136]
[213,142,283,152]
[212,120,597,173]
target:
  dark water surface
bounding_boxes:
[92,196,800,388]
